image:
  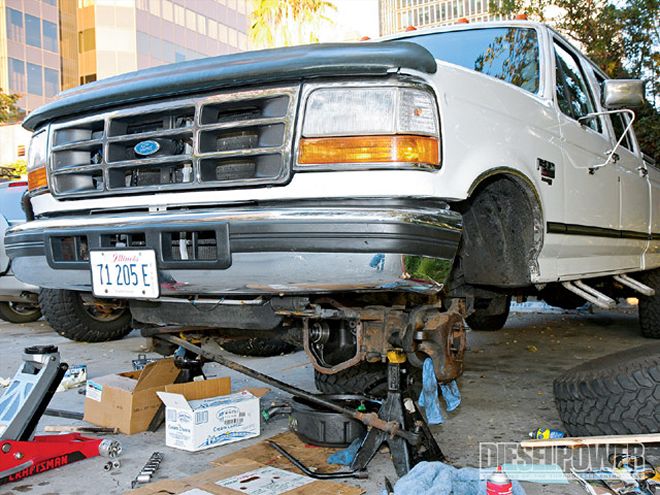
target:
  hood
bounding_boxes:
[23,41,436,131]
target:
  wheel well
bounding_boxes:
[453,173,543,288]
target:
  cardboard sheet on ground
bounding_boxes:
[125,458,363,495]
[211,431,341,475]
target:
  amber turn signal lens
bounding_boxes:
[27,167,48,191]
[298,135,439,167]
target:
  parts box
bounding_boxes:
[157,379,262,452]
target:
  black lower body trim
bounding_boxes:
[547,222,656,241]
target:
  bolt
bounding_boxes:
[1,443,10,453]
[103,461,113,472]
[14,452,23,459]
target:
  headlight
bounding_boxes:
[298,86,440,169]
[27,129,48,191]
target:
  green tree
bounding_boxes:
[0,89,22,124]
[491,0,660,160]
[250,0,336,48]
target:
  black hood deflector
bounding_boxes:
[23,41,436,131]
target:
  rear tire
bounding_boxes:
[0,301,42,323]
[465,296,511,331]
[554,344,660,436]
[315,362,422,398]
[638,269,660,339]
[221,338,296,357]
[39,289,132,342]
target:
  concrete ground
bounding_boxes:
[0,303,657,495]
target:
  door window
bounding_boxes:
[554,41,601,132]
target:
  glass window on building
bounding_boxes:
[6,8,23,42]
[162,0,173,21]
[27,63,43,96]
[409,27,541,94]
[208,18,218,39]
[25,14,41,48]
[42,0,57,5]
[78,28,96,52]
[149,0,161,16]
[8,58,26,93]
[174,4,185,26]
[42,20,58,52]
[44,67,59,97]
[197,13,206,35]
[186,9,196,30]
[228,27,238,47]
[218,23,228,43]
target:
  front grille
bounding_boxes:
[48,86,299,198]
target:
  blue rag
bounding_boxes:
[441,379,461,412]
[418,358,461,424]
[394,461,527,495]
[327,437,362,466]
[418,358,444,424]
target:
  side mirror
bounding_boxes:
[602,79,646,109]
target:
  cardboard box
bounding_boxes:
[126,459,364,495]
[84,358,180,434]
[157,379,260,452]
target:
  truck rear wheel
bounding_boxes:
[315,362,423,398]
[554,344,660,436]
[638,269,660,339]
[39,289,132,342]
[0,301,42,324]
[465,296,511,331]
[221,338,296,357]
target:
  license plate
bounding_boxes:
[90,250,159,299]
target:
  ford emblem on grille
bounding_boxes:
[134,139,160,156]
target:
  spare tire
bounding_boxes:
[554,344,660,436]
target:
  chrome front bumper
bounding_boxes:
[6,202,462,296]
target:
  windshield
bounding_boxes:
[407,27,540,94]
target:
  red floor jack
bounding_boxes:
[0,345,121,485]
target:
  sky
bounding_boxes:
[315,0,380,42]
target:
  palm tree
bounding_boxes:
[250,0,336,49]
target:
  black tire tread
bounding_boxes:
[465,297,511,331]
[553,343,660,436]
[39,289,132,343]
[0,301,42,324]
[221,338,296,357]
[315,362,390,397]
[638,269,660,339]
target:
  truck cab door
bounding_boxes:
[552,39,628,277]
[607,108,651,269]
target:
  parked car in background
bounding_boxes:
[0,181,41,323]
[0,181,132,338]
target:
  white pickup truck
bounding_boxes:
[6,21,659,393]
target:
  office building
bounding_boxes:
[379,0,501,35]
[59,0,249,90]
[0,0,61,113]
[1,0,249,112]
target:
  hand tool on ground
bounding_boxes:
[131,452,164,489]
[267,440,368,479]
[44,426,119,434]
[0,345,122,485]
[152,333,444,476]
